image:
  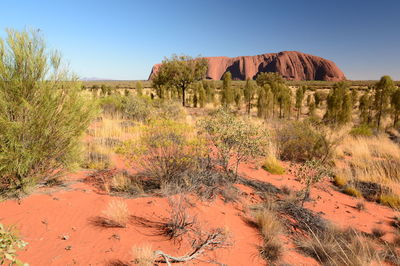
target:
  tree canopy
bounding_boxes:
[151,55,208,106]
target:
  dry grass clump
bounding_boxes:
[251,208,284,263]
[392,216,400,230]
[343,186,362,198]
[101,199,129,228]
[110,172,144,195]
[82,113,139,170]
[355,201,366,211]
[335,135,400,186]
[334,135,400,208]
[131,196,197,242]
[297,227,380,266]
[333,175,348,188]
[262,155,285,175]
[131,244,155,266]
[378,193,400,209]
[380,242,400,265]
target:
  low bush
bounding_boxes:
[293,159,331,206]
[121,119,206,189]
[0,223,28,265]
[275,121,330,162]
[262,156,285,175]
[198,108,268,179]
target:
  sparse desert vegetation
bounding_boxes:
[1,23,400,266]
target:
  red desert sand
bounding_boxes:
[1,157,398,265]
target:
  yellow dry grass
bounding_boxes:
[82,113,140,170]
[131,244,155,266]
[334,135,400,194]
[102,199,130,228]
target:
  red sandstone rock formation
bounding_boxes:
[148,51,346,81]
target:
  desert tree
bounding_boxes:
[276,84,292,119]
[198,82,206,108]
[373,75,395,129]
[391,88,400,127]
[306,94,312,106]
[256,72,285,87]
[0,29,97,192]
[151,55,208,106]
[314,92,322,107]
[257,85,273,119]
[136,81,143,96]
[256,72,287,118]
[295,86,306,120]
[234,86,243,110]
[359,93,373,125]
[324,81,352,125]
[243,78,256,116]
[351,89,358,108]
[221,71,233,107]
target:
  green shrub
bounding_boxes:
[262,156,285,175]
[0,29,97,194]
[276,121,329,162]
[123,95,153,121]
[198,109,268,179]
[350,125,373,137]
[0,223,28,265]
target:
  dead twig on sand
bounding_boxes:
[154,229,228,265]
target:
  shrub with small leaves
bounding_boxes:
[276,121,330,162]
[293,159,331,206]
[0,224,28,265]
[198,109,268,179]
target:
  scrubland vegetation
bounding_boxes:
[1,30,400,265]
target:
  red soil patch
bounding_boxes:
[1,160,398,265]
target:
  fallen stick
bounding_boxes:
[154,230,225,264]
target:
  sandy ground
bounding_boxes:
[1,161,398,265]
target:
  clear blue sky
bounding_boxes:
[1,0,399,80]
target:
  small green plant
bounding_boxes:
[262,156,285,175]
[0,224,28,265]
[294,159,330,206]
[343,186,362,198]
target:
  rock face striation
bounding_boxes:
[148,51,346,81]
